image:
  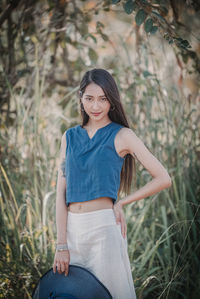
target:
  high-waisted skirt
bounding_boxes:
[66,208,137,299]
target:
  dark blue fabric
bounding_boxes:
[48,291,76,299]
[65,122,125,207]
[32,265,112,299]
[48,292,76,299]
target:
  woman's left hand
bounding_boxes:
[113,201,127,239]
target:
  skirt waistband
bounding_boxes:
[67,208,117,229]
[68,208,114,217]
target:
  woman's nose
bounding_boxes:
[92,101,100,109]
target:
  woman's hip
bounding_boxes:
[66,208,127,249]
[67,208,117,231]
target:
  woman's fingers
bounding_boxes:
[117,215,126,239]
[60,262,65,273]
[53,259,59,273]
[57,262,61,274]
[121,218,126,239]
[114,209,121,224]
[124,221,127,238]
[119,215,127,239]
[65,264,69,274]
[53,261,66,274]
[113,203,127,239]
[58,261,64,274]
[53,251,70,275]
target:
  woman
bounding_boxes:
[52,68,172,299]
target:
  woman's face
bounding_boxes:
[81,82,111,121]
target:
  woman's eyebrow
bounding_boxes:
[85,95,105,97]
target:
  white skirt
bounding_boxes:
[66,208,137,299]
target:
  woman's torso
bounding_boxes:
[67,197,114,213]
[67,124,128,213]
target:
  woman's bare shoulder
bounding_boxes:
[119,127,139,140]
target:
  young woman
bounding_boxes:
[52,68,172,299]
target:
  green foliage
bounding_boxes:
[163,33,192,49]
[96,21,109,41]
[144,18,153,33]
[175,37,192,49]
[112,0,121,4]
[0,0,197,124]
[142,70,152,77]
[123,0,137,14]
[112,0,194,57]
[0,1,199,296]
[83,33,97,43]
[135,9,147,26]
[152,10,166,22]
[123,67,200,298]
[88,47,98,63]
[0,52,199,297]
[150,26,158,34]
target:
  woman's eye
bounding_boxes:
[85,98,107,101]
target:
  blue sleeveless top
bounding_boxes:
[65,121,125,207]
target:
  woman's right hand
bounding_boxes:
[53,250,70,276]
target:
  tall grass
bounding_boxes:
[0,51,199,298]
[121,60,200,298]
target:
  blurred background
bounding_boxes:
[0,0,199,298]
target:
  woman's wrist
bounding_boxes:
[56,242,69,251]
[114,200,123,209]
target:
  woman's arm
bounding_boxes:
[119,128,172,207]
[56,131,68,244]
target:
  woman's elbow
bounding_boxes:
[161,173,172,188]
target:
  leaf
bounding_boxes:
[66,36,72,43]
[144,18,153,33]
[74,57,84,71]
[143,70,152,77]
[31,35,38,44]
[180,40,190,48]
[152,10,166,22]
[123,0,136,14]
[89,34,97,43]
[150,26,158,34]
[101,33,109,41]
[60,40,65,49]
[88,48,98,63]
[112,0,121,4]
[79,23,88,35]
[174,37,183,42]
[83,33,97,43]
[160,6,168,16]
[96,21,104,29]
[135,9,147,26]
[164,33,170,40]
[174,37,192,49]
[182,53,189,63]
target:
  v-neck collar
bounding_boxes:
[79,122,114,141]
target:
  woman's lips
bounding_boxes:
[91,112,102,116]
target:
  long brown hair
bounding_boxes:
[77,68,136,198]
